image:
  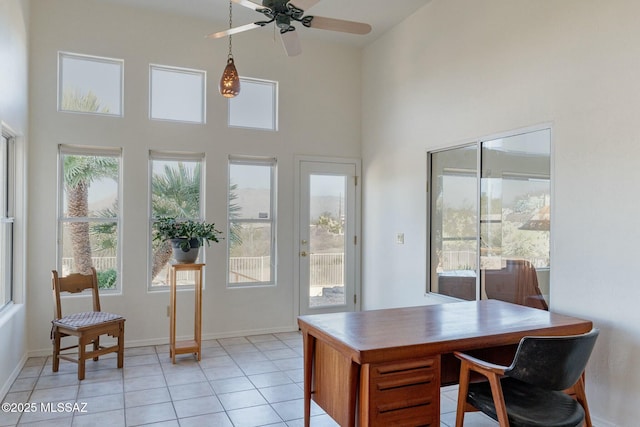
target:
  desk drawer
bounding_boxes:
[363,357,440,426]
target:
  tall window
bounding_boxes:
[228,78,278,131]
[149,152,204,288]
[58,145,122,291]
[0,132,14,310]
[58,52,124,116]
[428,128,551,309]
[228,157,277,286]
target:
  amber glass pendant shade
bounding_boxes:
[219,57,240,98]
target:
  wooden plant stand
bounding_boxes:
[169,263,204,364]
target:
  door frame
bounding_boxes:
[293,155,362,317]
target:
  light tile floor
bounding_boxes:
[1,332,497,426]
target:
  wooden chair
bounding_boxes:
[51,268,125,380]
[454,328,599,427]
[484,259,549,310]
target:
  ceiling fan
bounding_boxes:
[207,0,372,56]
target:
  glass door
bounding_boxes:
[298,160,358,315]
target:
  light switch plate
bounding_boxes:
[396,233,405,244]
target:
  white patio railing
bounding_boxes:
[62,256,117,275]
[64,253,347,287]
[228,253,345,285]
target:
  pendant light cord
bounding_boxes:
[228,0,233,60]
[220,0,240,97]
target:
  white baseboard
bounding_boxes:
[0,353,27,401]
[591,415,617,427]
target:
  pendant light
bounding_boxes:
[219,0,240,98]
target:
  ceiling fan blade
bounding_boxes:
[206,23,262,39]
[308,16,372,35]
[280,31,302,56]
[289,0,322,11]
[232,0,266,11]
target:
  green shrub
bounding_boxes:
[97,268,117,289]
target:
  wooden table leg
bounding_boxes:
[303,331,316,427]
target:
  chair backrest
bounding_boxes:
[484,259,548,310]
[52,268,101,320]
[505,328,599,390]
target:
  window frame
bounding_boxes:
[228,77,279,131]
[227,156,278,287]
[148,150,206,291]
[149,64,207,124]
[57,51,124,117]
[0,130,15,311]
[57,144,123,293]
[427,125,552,303]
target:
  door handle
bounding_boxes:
[300,251,308,257]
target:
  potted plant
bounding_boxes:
[153,216,223,263]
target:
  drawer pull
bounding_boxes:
[376,359,436,375]
[377,397,432,414]
[376,373,435,391]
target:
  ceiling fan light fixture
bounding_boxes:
[219,0,240,98]
[220,56,240,98]
[208,0,372,57]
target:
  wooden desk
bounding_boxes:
[297,300,592,427]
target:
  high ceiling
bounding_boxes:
[99,0,431,47]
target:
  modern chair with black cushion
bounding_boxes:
[454,328,599,427]
[51,268,125,380]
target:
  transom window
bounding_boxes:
[58,52,124,117]
[229,78,278,131]
[149,64,206,124]
[228,157,277,286]
[58,145,122,292]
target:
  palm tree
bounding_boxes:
[64,155,119,275]
[62,89,110,114]
[61,91,117,277]
[150,163,241,280]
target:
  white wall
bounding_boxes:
[362,0,640,425]
[27,0,362,354]
[0,0,29,397]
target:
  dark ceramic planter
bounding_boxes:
[170,238,201,264]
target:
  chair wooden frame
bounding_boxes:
[51,268,125,380]
[454,351,593,427]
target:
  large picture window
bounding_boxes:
[58,145,122,291]
[228,157,277,286]
[149,151,204,288]
[0,132,15,310]
[428,128,551,309]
